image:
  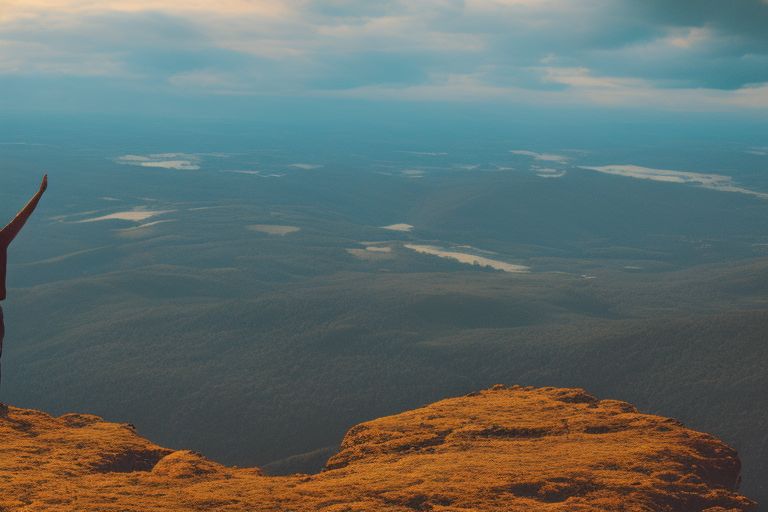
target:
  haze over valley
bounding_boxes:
[2,114,768,503]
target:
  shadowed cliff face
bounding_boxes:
[0,386,756,511]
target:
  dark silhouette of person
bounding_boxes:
[0,174,47,408]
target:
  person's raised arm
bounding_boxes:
[0,174,47,247]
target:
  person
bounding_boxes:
[0,175,47,411]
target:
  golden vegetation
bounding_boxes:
[0,386,756,511]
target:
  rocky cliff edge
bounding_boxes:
[0,385,756,511]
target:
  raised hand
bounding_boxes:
[1,175,47,247]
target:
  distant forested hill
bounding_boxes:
[2,133,767,505]
[5,262,768,503]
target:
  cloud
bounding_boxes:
[2,0,768,109]
[76,209,174,223]
[510,150,569,163]
[399,151,449,156]
[404,243,530,273]
[580,165,768,199]
[381,223,414,232]
[535,168,567,178]
[401,169,425,177]
[115,154,201,170]
[247,224,300,235]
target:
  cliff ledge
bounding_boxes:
[0,385,756,511]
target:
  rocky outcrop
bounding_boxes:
[0,386,756,511]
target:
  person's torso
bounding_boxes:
[0,245,7,301]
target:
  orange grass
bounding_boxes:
[0,386,756,511]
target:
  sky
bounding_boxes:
[2,0,768,115]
